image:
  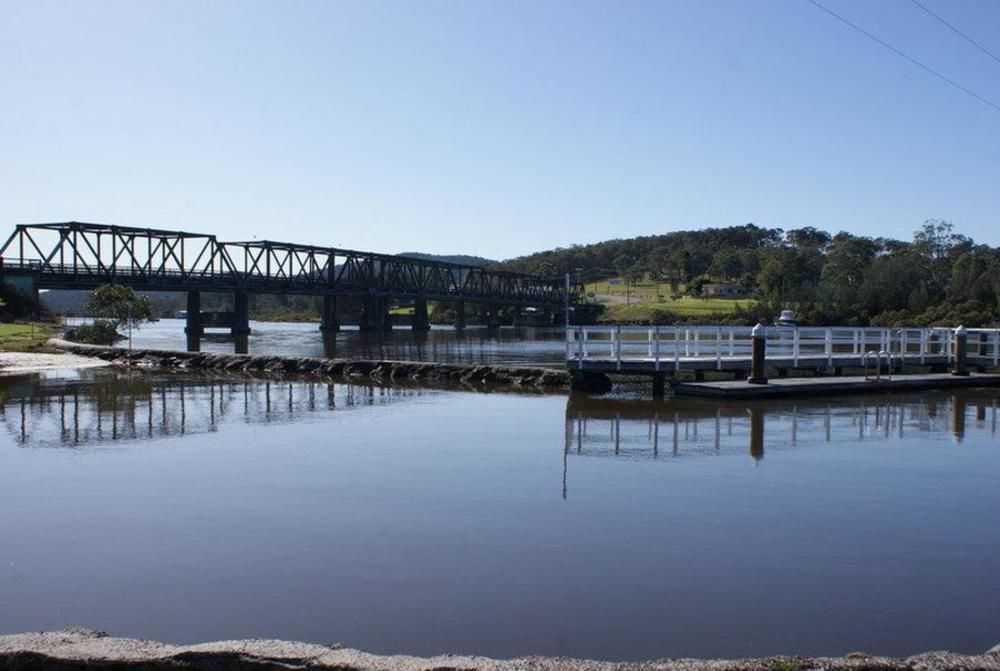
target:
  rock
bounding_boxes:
[48,341,572,392]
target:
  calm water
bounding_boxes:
[1,369,999,660]
[69,318,570,367]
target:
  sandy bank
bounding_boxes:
[1,629,998,671]
[0,350,110,376]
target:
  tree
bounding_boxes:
[85,285,153,333]
[819,233,876,315]
[786,226,832,250]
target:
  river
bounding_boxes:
[68,318,571,367]
[0,361,998,661]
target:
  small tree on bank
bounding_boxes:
[74,285,153,345]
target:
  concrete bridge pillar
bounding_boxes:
[361,295,392,332]
[232,291,251,337]
[320,295,340,333]
[322,333,338,358]
[184,291,202,352]
[412,297,430,332]
[453,302,466,330]
[485,304,500,330]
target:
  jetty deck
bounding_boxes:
[672,372,1000,399]
[566,325,1000,397]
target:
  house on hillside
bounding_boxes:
[701,282,750,298]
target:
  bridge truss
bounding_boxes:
[0,222,582,307]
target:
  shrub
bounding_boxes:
[68,320,122,345]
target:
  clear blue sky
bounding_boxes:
[1,0,998,259]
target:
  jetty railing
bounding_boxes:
[566,325,1000,371]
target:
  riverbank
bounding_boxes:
[49,339,571,391]
[0,322,57,352]
[0,350,110,375]
[2,629,998,671]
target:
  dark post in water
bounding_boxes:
[747,323,768,385]
[952,325,968,377]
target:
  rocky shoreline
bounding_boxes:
[1,629,998,671]
[49,339,571,391]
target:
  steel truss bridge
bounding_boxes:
[0,221,586,340]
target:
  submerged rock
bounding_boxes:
[49,339,571,392]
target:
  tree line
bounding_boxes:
[496,220,1000,326]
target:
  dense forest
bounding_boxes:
[497,220,1000,327]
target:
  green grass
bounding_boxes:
[585,277,750,321]
[0,322,56,352]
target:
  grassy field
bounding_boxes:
[584,278,751,322]
[0,322,57,352]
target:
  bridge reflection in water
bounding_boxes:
[562,392,999,497]
[0,373,428,447]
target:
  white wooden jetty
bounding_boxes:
[565,325,1000,397]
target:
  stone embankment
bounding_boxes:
[1,629,999,671]
[50,340,571,391]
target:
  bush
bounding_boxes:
[0,284,49,321]
[68,320,122,345]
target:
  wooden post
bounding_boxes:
[747,323,768,384]
[652,372,666,398]
[953,325,969,376]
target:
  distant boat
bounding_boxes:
[174,310,188,319]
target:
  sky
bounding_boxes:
[1,0,998,260]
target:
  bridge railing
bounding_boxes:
[566,325,1000,371]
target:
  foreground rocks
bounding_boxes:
[50,340,571,391]
[1,629,998,671]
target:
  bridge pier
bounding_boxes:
[320,295,340,333]
[485,305,500,330]
[454,302,466,330]
[184,291,202,352]
[232,291,251,337]
[412,297,430,332]
[361,295,392,332]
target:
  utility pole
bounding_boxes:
[564,272,571,329]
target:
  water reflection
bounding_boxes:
[562,392,999,497]
[0,372,428,448]
[2,372,1000,659]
